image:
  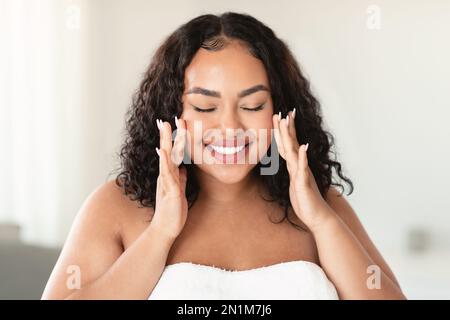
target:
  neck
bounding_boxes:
[194,168,264,210]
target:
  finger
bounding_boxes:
[272,113,285,158]
[297,143,309,175]
[155,175,162,204]
[287,108,299,148]
[157,119,165,159]
[159,120,174,167]
[296,143,311,189]
[171,117,186,166]
[158,148,178,194]
[179,166,188,196]
[279,116,298,172]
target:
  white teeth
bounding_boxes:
[210,145,245,155]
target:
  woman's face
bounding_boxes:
[181,41,274,184]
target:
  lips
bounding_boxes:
[204,140,252,164]
[204,139,250,155]
[208,144,247,155]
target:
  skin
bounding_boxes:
[42,41,406,300]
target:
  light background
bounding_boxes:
[1,0,449,299]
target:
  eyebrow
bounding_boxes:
[185,84,270,98]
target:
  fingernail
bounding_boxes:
[286,115,289,126]
[278,111,281,121]
[160,122,165,137]
[305,143,309,152]
[175,116,179,128]
[155,147,160,157]
[156,119,161,130]
[292,108,296,119]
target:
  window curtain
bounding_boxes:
[0,0,89,247]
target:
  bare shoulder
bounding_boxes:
[42,179,148,299]
[324,186,352,213]
[93,179,147,213]
[324,186,373,239]
[65,179,142,250]
[324,186,401,287]
[324,186,367,239]
[98,180,155,247]
[87,179,153,230]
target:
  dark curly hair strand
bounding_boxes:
[113,12,354,230]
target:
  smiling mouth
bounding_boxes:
[204,141,252,155]
[205,143,249,155]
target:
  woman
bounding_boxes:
[42,12,405,300]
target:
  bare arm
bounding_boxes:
[41,182,175,300]
[312,188,406,299]
[64,224,174,300]
[42,118,187,299]
[273,112,405,300]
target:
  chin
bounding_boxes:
[189,138,262,183]
[196,163,257,185]
[187,135,269,184]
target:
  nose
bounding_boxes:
[217,105,242,134]
[202,103,248,146]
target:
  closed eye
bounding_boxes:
[241,104,265,112]
[191,104,216,113]
[191,103,265,112]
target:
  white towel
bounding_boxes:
[148,260,339,299]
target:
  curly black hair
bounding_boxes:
[113,12,354,229]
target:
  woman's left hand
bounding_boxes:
[272,109,335,232]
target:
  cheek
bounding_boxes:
[246,113,273,138]
[257,127,272,154]
[242,116,273,157]
[248,104,273,127]
[183,122,210,163]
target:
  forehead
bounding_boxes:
[184,42,270,94]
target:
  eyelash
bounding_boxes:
[244,104,265,112]
[192,104,265,113]
[193,106,214,113]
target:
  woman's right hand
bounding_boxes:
[149,117,188,241]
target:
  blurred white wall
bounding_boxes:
[0,0,91,245]
[84,0,450,253]
[1,0,449,298]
